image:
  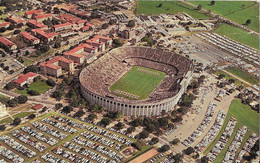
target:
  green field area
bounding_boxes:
[215,23,259,49]
[20,57,34,66]
[110,66,166,100]
[0,94,10,104]
[136,1,211,19]
[203,99,259,162]
[15,79,52,96]
[225,67,258,85]
[190,1,259,32]
[0,112,34,124]
[215,70,244,87]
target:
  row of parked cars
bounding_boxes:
[32,121,67,140]
[195,110,226,153]
[87,126,133,146]
[11,130,47,152]
[224,126,248,163]
[62,141,106,163]
[21,125,58,146]
[41,153,68,163]
[236,133,259,163]
[0,135,36,158]
[42,117,77,134]
[207,117,237,162]
[0,145,24,163]
[51,115,87,129]
[182,101,216,146]
[72,135,123,162]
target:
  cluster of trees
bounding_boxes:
[243,140,259,161]
[179,93,195,107]
[112,39,123,48]
[158,144,170,152]
[105,111,122,120]
[141,33,155,47]
[6,95,28,107]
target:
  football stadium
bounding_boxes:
[79,46,194,116]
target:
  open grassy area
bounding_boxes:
[215,70,244,87]
[110,66,166,100]
[30,48,56,61]
[0,111,34,124]
[190,1,259,32]
[225,67,258,85]
[15,79,52,96]
[203,99,259,162]
[136,1,211,19]
[215,23,259,49]
[0,94,10,104]
[20,57,34,66]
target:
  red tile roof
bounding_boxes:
[33,104,43,110]
[27,20,46,28]
[25,10,42,16]
[54,22,73,29]
[34,14,52,20]
[40,56,73,70]
[33,29,57,39]
[20,32,39,42]
[0,22,11,28]
[0,36,16,48]
[13,72,37,84]
[64,52,84,58]
[7,17,24,24]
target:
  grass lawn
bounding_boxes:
[21,57,34,66]
[0,111,34,124]
[215,23,259,49]
[0,94,10,104]
[136,1,211,19]
[110,66,166,100]
[203,99,259,162]
[15,79,52,96]
[215,70,244,87]
[225,67,258,85]
[190,1,259,32]
[30,48,56,61]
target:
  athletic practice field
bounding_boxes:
[109,66,166,100]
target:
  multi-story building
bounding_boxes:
[32,29,57,42]
[53,22,73,32]
[24,10,42,18]
[6,17,24,25]
[86,35,112,52]
[27,20,47,29]
[34,14,52,22]
[20,32,40,45]
[40,56,74,77]
[13,72,39,87]
[0,36,17,50]
[0,22,11,28]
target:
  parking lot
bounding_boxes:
[0,112,146,163]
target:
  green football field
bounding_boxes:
[109,66,166,100]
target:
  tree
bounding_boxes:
[46,78,56,86]
[115,122,124,130]
[228,78,235,84]
[201,156,209,163]
[177,107,188,115]
[100,117,111,126]
[23,65,39,74]
[150,137,159,145]
[139,130,149,139]
[158,145,170,152]
[7,98,18,107]
[3,66,9,71]
[106,111,122,120]
[17,95,28,104]
[126,126,135,134]
[52,90,63,100]
[74,110,85,118]
[67,89,76,99]
[5,82,15,90]
[87,113,97,121]
[13,29,21,34]
[218,74,225,79]
[62,106,73,114]
[131,142,142,150]
[28,113,36,119]
[0,27,6,33]
[25,28,32,32]
[0,125,6,131]
[245,19,251,25]
[157,3,162,8]
[172,153,183,163]
[183,147,195,155]
[13,118,21,126]
[55,103,63,110]
[158,117,168,127]
[27,90,39,96]
[127,20,135,27]
[113,39,123,48]
[102,23,109,29]
[197,4,202,10]
[210,0,215,6]
[171,138,180,145]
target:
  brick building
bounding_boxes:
[0,36,17,50]
[20,32,40,45]
[25,10,42,18]
[13,72,38,87]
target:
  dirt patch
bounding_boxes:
[129,148,158,163]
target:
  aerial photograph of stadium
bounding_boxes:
[0,0,259,163]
